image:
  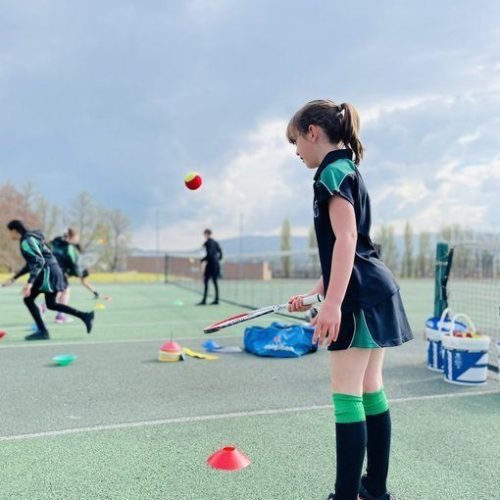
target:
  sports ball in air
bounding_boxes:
[184,172,203,190]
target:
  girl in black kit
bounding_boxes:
[51,228,100,323]
[2,220,95,340]
[287,100,412,500]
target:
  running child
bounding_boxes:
[2,220,95,340]
[286,100,413,500]
[51,228,99,323]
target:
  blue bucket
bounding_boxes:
[442,313,491,386]
[425,309,466,372]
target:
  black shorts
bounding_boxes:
[204,264,220,279]
[327,290,413,351]
[31,264,67,295]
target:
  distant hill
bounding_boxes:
[133,232,495,258]
[130,235,313,256]
[183,234,419,256]
[214,235,311,255]
[131,235,414,257]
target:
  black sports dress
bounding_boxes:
[313,149,413,350]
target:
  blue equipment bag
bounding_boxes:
[244,322,317,358]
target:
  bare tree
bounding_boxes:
[280,218,292,278]
[32,191,62,241]
[440,224,475,277]
[308,225,320,278]
[401,221,414,278]
[415,230,432,278]
[98,209,132,271]
[68,192,101,252]
[374,224,399,275]
[0,183,41,271]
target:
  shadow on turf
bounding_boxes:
[141,359,186,364]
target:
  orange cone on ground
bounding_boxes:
[207,446,250,471]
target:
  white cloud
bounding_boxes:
[456,131,481,145]
[134,119,313,250]
[134,86,500,251]
[3,1,500,253]
[360,94,454,125]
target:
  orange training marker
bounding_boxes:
[207,446,250,471]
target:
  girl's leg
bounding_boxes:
[58,287,71,306]
[45,293,94,333]
[23,288,47,334]
[55,287,71,322]
[362,348,384,392]
[361,349,391,498]
[330,348,372,500]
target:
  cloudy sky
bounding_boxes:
[1,0,499,250]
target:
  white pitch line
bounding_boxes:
[0,389,497,443]
[3,319,216,333]
[0,332,242,349]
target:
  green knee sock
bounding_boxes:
[332,393,367,498]
[332,393,365,423]
[362,388,391,496]
[362,388,389,416]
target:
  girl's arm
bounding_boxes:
[13,264,30,281]
[287,277,324,312]
[312,196,357,345]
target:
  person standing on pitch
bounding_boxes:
[51,228,100,323]
[2,220,95,340]
[197,229,223,305]
[286,100,412,500]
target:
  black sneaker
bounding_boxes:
[83,311,95,334]
[359,477,396,500]
[326,495,361,500]
[196,301,206,306]
[210,300,219,305]
[25,331,50,341]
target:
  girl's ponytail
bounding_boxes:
[287,99,365,165]
[339,103,364,165]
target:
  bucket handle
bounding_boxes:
[448,313,476,336]
[437,307,454,335]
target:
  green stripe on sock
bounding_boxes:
[362,388,389,416]
[332,393,365,424]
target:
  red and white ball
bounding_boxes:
[184,172,202,190]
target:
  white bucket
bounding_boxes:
[442,313,491,386]
[425,308,465,372]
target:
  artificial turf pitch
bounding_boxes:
[0,281,498,500]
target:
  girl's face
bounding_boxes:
[294,126,321,169]
[8,229,21,241]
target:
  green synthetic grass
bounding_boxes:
[0,272,165,284]
[0,280,498,500]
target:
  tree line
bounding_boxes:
[280,219,499,279]
[0,182,131,273]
